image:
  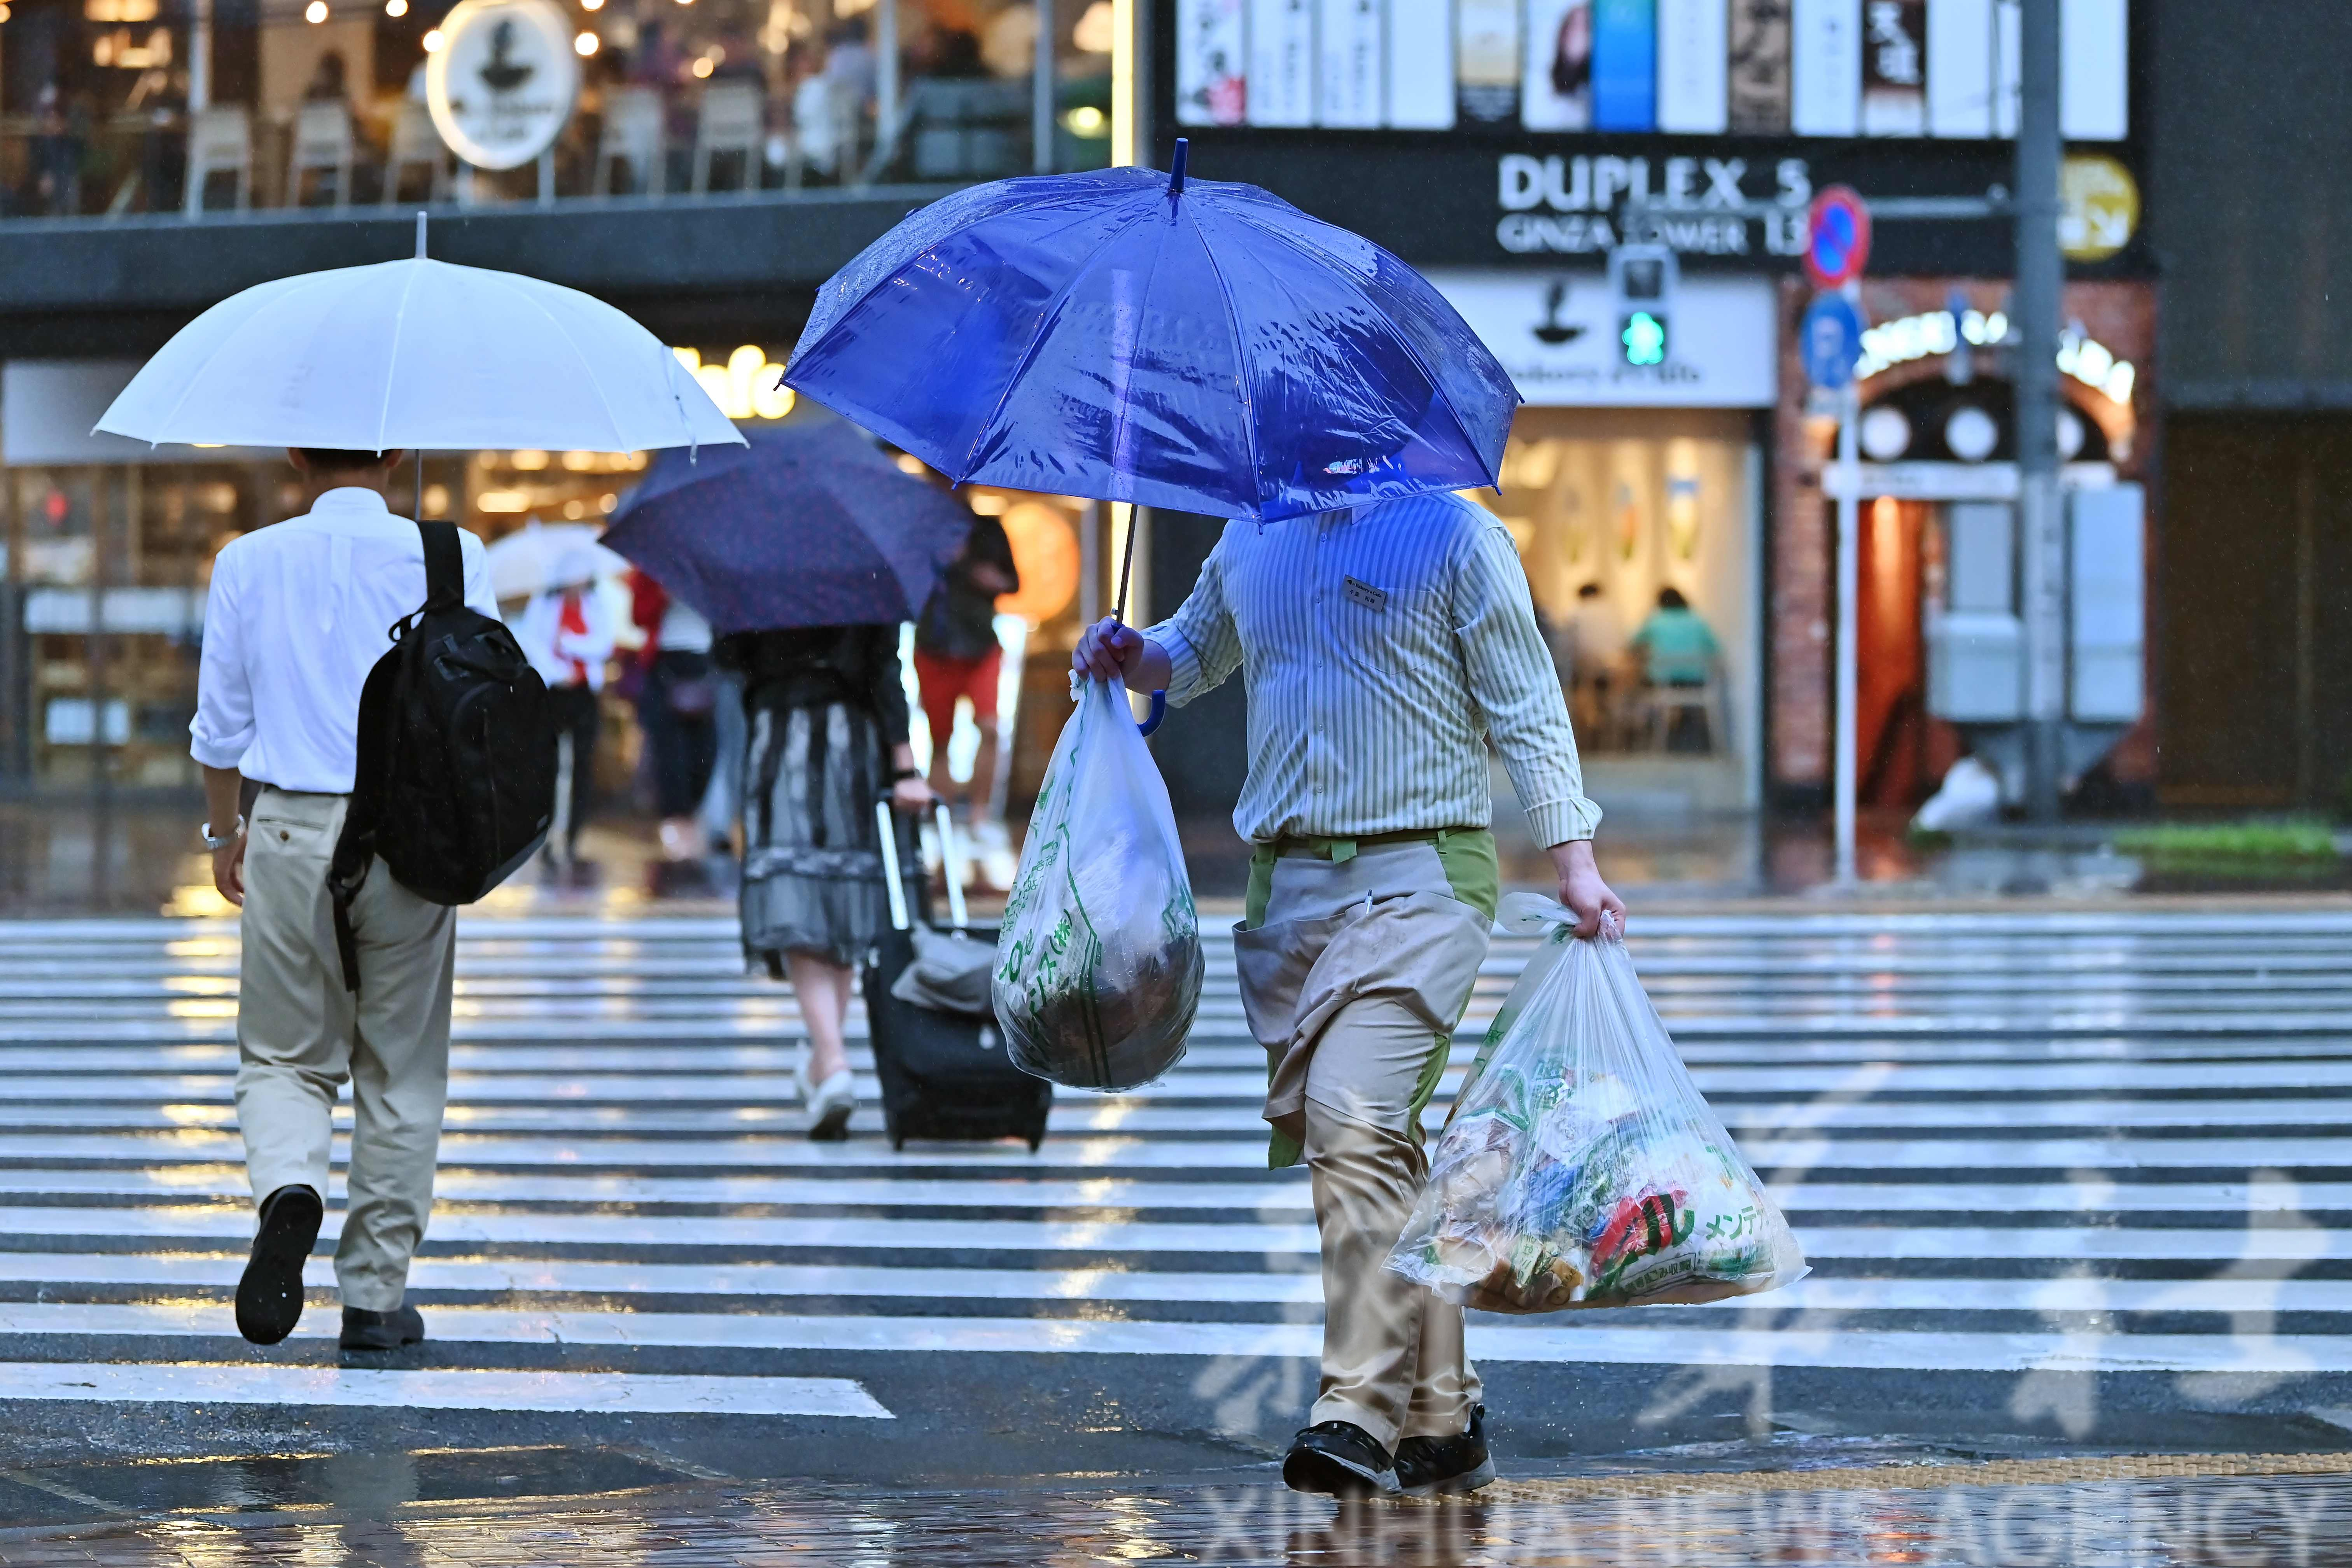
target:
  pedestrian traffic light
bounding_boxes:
[1608,243,1678,369]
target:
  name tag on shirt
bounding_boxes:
[1342,576,1388,613]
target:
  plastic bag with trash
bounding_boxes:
[1387,894,1807,1313]
[992,674,1202,1090]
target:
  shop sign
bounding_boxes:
[1429,268,1776,407]
[427,0,581,171]
[2059,153,2139,262]
[1493,151,1815,258]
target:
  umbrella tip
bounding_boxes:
[1169,138,1188,199]
[414,211,427,261]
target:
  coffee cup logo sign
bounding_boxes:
[427,0,580,170]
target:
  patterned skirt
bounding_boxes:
[739,699,892,972]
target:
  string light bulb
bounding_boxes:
[574,28,597,52]
[303,0,326,21]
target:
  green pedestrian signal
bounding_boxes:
[1607,243,1678,371]
[1621,310,1668,366]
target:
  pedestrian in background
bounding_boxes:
[1076,490,1624,1500]
[719,623,933,1139]
[627,569,720,861]
[1568,580,1625,743]
[514,553,616,866]
[914,505,1018,837]
[191,448,497,1352]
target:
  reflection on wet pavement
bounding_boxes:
[7,1456,2352,1566]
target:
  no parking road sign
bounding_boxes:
[1804,186,1872,291]
[1802,294,1866,391]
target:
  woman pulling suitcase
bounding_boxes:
[717,621,933,1140]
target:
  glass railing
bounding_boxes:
[0,3,1113,221]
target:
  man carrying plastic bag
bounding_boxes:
[1076,490,1623,1500]
[1389,895,1807,1314]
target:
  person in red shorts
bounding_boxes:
[914,508,1018,831]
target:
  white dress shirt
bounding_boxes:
[1145,491,1602,849]
[189,488,497,794]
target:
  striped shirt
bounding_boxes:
[1146,491,1603,849]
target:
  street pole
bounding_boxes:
[1834,311,1860,885]
[2014,0,2066,821]
[1033,0,1056,173]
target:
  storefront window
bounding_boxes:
[0,0,1110,220]
[1475,407,1759,802]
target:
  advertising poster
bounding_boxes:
[1247,0,1316,126]
[1861,0,1928,134]
[1591,0,1659,131]
[1926,0,1994,136]
[1318,0,1384,127]
[1520,0,1592,130]
[1386,0,1457,127]
[1727,0,1793,133]
[1657,0,1731,133]
[1174,0,1248,126]
[1791,0,1862,135]
[1458,0,1522,124]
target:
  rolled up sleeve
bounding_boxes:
[1454,524,1603,845]
[1144,530,1244,707]
[188,550,252,771]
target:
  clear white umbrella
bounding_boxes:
[94,215,743,457]
[484,523,633,602]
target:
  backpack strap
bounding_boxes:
[326,522,456,992]
[417,518,465,611]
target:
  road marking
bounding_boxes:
[0,1309,2337,1377]
[0,1362,892,1417]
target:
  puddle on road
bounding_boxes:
[7,1453,2352,1565]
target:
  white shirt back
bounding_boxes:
[189,488,497,794]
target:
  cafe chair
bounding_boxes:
[691,81,764,194]
[381,100,451,205]
[286,100,355,208]
[183,105,253,217]
[593,86,665,196]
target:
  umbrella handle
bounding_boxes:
[1138,689,1167,737]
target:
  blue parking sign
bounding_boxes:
[1802,294,1866,390]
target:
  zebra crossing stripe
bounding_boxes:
[0,1362,891,1416]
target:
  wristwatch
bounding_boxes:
[200,817,243,852]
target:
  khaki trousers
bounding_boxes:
[235,788,454,1311]
[1233,842,1493,1451]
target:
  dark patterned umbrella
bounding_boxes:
[602,419,974,633]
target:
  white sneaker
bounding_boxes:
[800,1065,856,1141]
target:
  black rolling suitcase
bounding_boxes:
[863,802,1052,1152]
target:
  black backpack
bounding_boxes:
[327,520,555,991]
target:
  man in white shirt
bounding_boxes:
[512,552,617,864]
[192,449,497,1353]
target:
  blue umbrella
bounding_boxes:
[602,420,973,633]
[780,142,1520,531]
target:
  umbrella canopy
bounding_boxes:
[781,150,1519,524]
[484,523,633,601]
[601,420,975,634]
[95,222,743,454]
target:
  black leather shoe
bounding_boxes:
[341,1304,426,1351]
[235,1184,323,1346]
[1395,1404,1497,1496]
[1282,1420,1400,1497]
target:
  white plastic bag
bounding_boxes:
[992,675,1202,1090]
[1387,894,1807,1314]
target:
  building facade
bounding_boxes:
[1146,0,2156,820]
[0,0,1123,794]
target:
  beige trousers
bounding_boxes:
[1233,844,1493,1451]
[235,788,454,1311]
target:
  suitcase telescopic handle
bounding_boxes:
[875,799,912,933]
[934,803,970,930]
